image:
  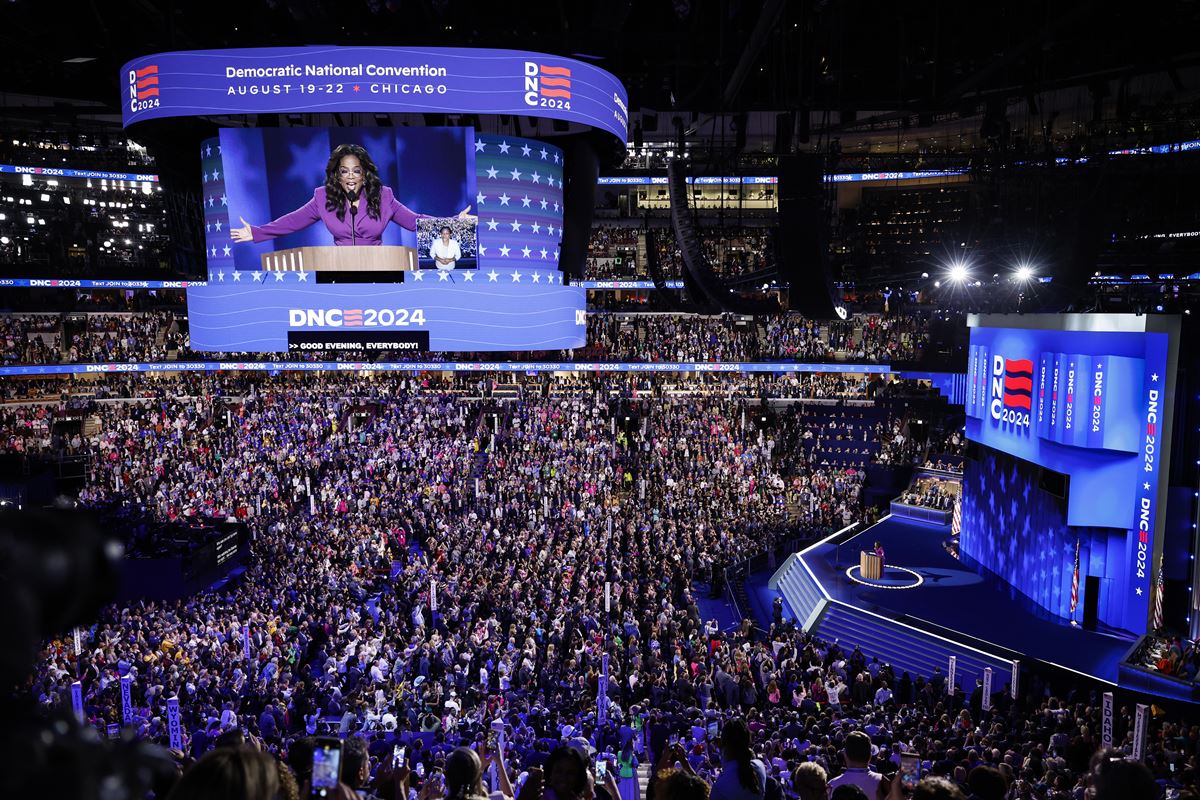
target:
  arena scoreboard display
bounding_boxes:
[120,46,629,353]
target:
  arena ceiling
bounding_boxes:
[1,0,1199,125]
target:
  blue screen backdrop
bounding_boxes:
[963,320,1172,634]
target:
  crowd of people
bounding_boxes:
[584,314,928,364]
[1,368,1193,799]
[646,227,775,281]
[0,308,931,367]
[0,312,61,364]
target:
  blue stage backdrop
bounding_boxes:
[961,450,1130,628]
[963,315,1177,634]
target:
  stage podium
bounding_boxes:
[860,551,883,580]
[259,245,418,273]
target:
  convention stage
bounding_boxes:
[776,514,1137,688]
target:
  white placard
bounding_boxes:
[167,696,183,750]
[73,627,82,656]
[1101,692,1114,749]
[242,624,251,661]
[947,656,956,696]
[981,667,993,711]
[1132,703,1149,761]
[120,675,133,724]
[70,680,84,722]
[1010,660,1019,700]
[605,582,611,614]
[430,579,438,613]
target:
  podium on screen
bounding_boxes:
[259,245,418,273]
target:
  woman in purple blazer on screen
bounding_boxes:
[229,143,474,247]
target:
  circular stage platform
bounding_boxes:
[844,564,924,590]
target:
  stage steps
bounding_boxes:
[772,553,827,630]
[810,601,1013,695]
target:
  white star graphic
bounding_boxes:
[487,270,499,282]
[463,271,475,282]
[252,270,263,282]
[474,139,486,152]
[479,246,487,256]
[511,220,523,232]
[539,147,548,160]
[509,168,522,181]
[274,270,285,281]
[486,218,499,231]
[215,220,223,232]
[1151,373,1159,381]
[297,270,309,282]
[553,202,560,212]
[438,270,451,281]
[1144,482,1151,490]
[511,271,522,282]
[521,143,532,157]
[217,271,225,282]
[547,225,555,237]
[208,272,215,281]
[532,271,541,283]
[220,194,227,206]
[411,269,425,281]
[206,223,212,233]
[498,193,511,206]
[222,244,232,257]
[205,144,212,157]
[486,166,499,179]
[1136,587,1143,596]
[207,196,214,207]
[540,247,548,259]
[521,195,531,207]
[210,246,217,257]
[203,171,210,182]
[539,198,548,210]
[531,222,542,234]
[553,153,560,164]
[521,246,532,258]
[476,191,486,205]
[530,171,541,184]
[213,169,220,180]
[232,271,242,281]
[498,140,511,154]
[553,249,560,260]
[499,245,511,257]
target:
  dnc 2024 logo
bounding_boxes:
[989,355,1033,428]
[523,62,572,110]
[128,64,161,114]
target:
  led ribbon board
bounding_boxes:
[120,47,629,142]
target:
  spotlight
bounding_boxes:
[934,281,941,288]
[948,262,969,283]
[1014,264,1034,282]
[921,272,929,279]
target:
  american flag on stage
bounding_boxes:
[1153,551,1165,631]
[951,498,962,536]
[1070,536,1081,618]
